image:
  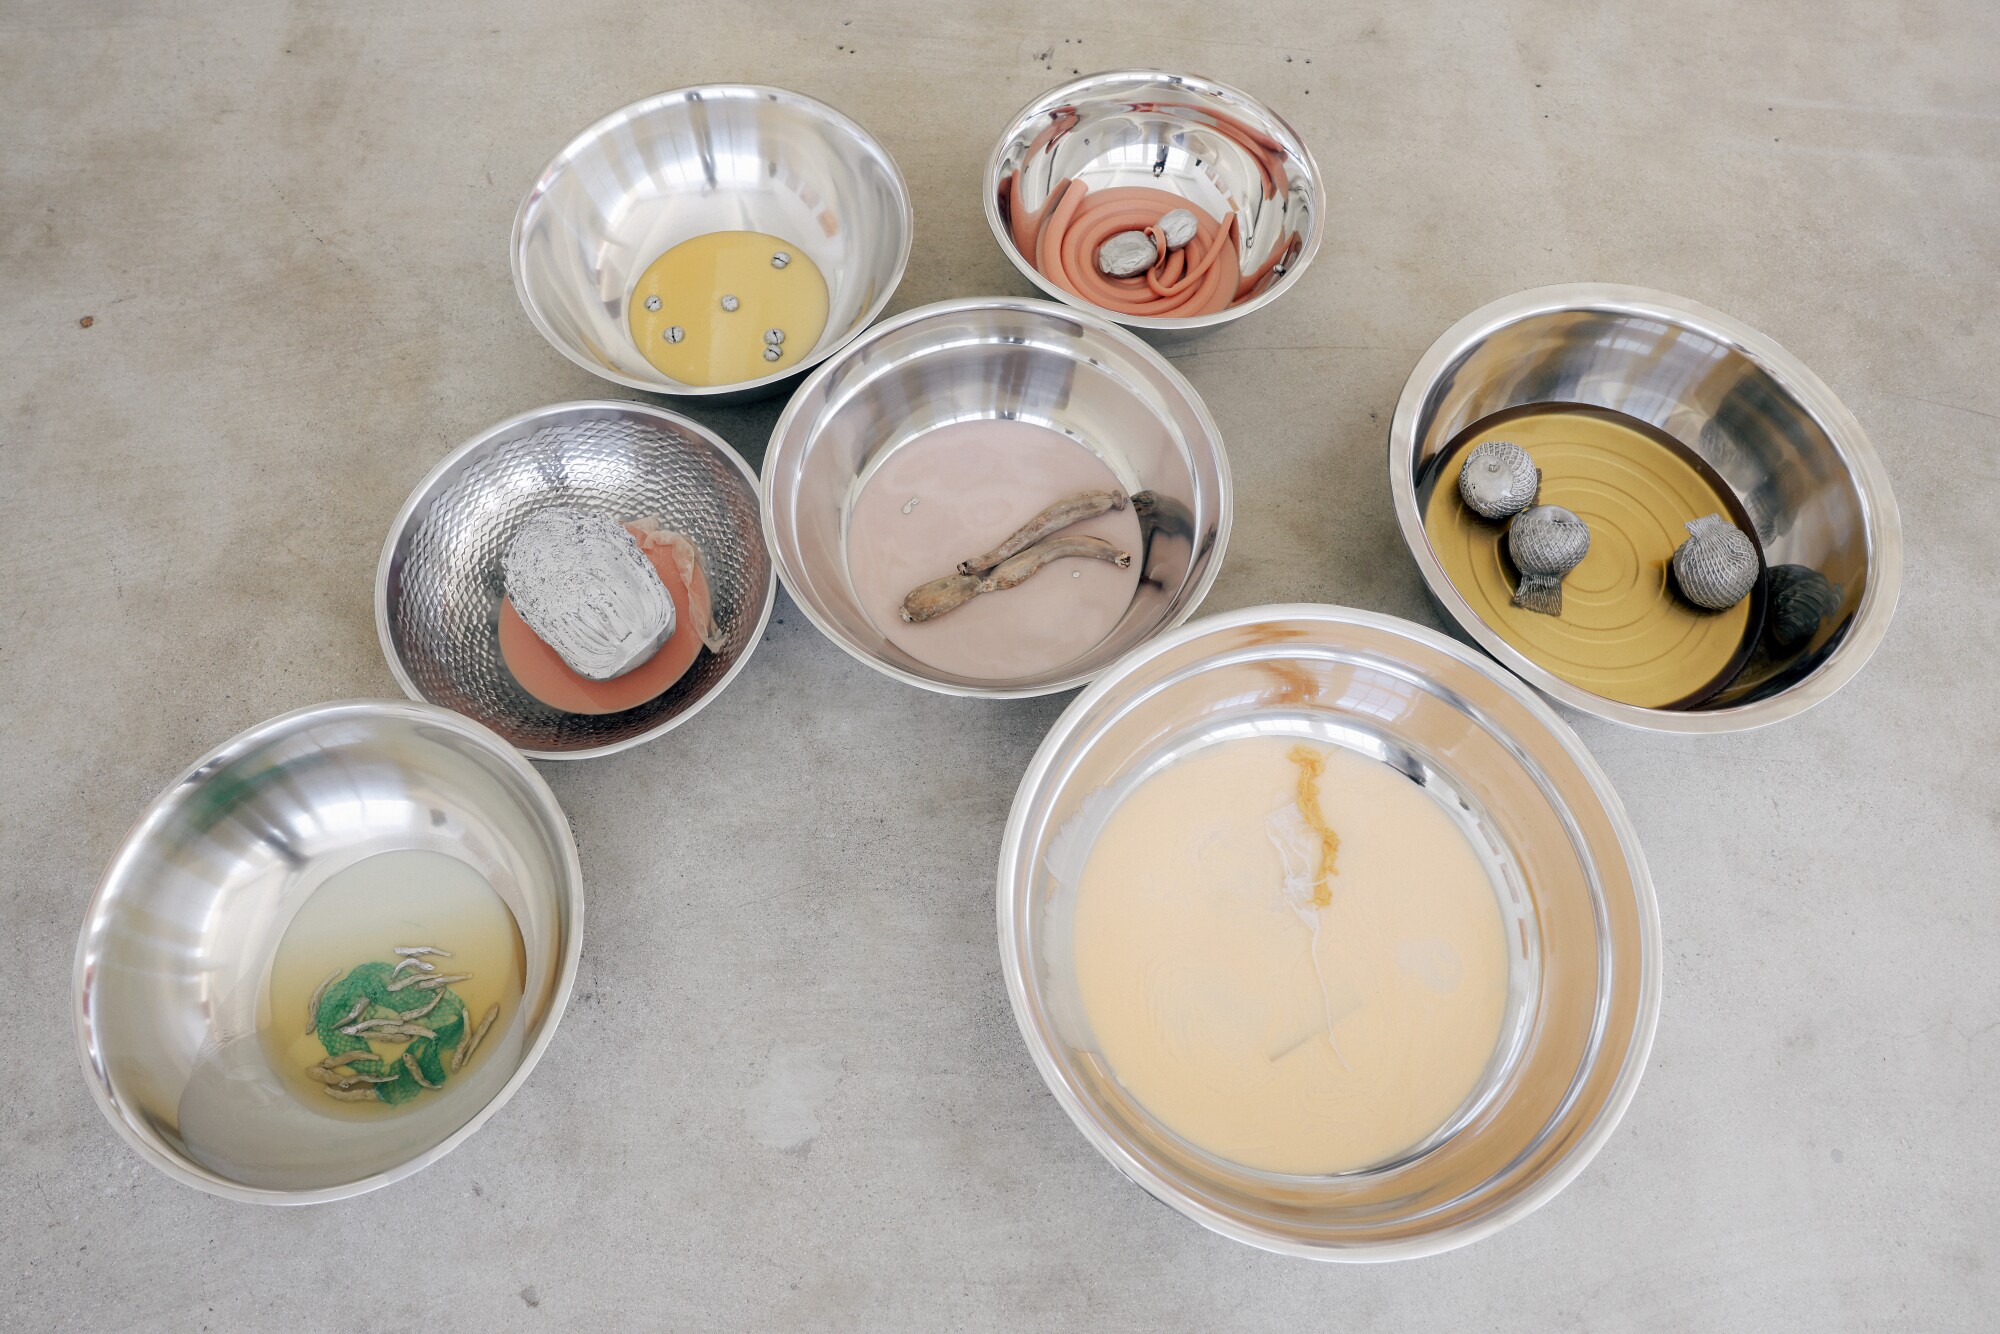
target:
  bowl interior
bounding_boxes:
[987,71,1321,329]
[765,300,1229,695]
[1001,608,1657,1257]
[1394,288,1898,726]
[76,702,580,1200]
[515,86,910,393]
[380,403,775,757]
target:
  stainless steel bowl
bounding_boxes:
[74,700,583,1204]
[378,401,775,759]
[763,297,1231,697]
[983,70,1323,335]
[999,605,1659,1260]
[1390,284,1902,733]
[512,85,912,402]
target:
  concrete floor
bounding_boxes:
[4,0,1996,1328]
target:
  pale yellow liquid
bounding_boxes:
[258,849,526,1119]
[1071,737,1510,1174]
[627,230,829,386]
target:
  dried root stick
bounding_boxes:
[956,490,1128,574]
[901,535,1131,623]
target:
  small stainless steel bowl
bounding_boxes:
[74,700,582,1204]
[1000,605,1659,1260]
[1389,284,1902,733]
[763,297,1231,697]
[512,85,912,403]
[983,70,1323,336]
[378,401,775,758]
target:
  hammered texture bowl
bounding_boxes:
[378,402,775,758]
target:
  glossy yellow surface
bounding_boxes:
[1423,406,1754,708]
[627,230,829,386]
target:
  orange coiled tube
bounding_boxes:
[1028,182,1241,318]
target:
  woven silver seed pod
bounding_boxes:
[1457,440,1541,520]
[1507,505,1590,616]
[1766,564,1843,648]
[1672,514,1760,610]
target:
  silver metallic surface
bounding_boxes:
[983,70,1324,335]
[763,297,1231,697]
[512,85,912,403]
[999,604,1659,1261]
[1390,284,1902,732]
[73,700,583,1204]
[377,401,775,759]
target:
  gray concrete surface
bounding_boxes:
[4,0,1995,1328]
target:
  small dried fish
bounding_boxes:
[457,1004,500,1071]
[905,534,1131,624]
[305,1065,352,1085]
[402,1053,441,1090]
[390,957,436,978]
[320,1048,378,1069]
[388,1023,438,1040]
[409,972,474,991]
[957,490,1128,574]
[304,969,341,1036]
[393,946,453,958]
[399,991,444,1022]
[324,1086,380,1103]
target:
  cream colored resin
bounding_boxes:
[1070,737,1509,1174]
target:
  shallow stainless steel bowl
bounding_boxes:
[763,297,1230,697]
[378,401,775,758]
[1390,284,1902,732]
[513,85,912,402]
[74,700,582,1204]
[999,605,1659,1260]
[983,70,1323,335]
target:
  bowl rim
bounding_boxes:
[979,68,1327,333]
[761,294,1234,698]
[1388,282,1904,734]
[995,602,1662,1260]
[374,398,778,759]
[509,83,915,398]
[71,698,586,1206]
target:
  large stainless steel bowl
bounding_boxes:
[763,297,1231,697]
[1390,284,1902,732]
[378,401,775,760]
[512,85,912,403]
[983,70,1323,336]
[999,605,1659,1260]
[74,700,583,1204]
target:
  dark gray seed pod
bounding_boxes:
[1765,564,1843,648]
[1672,514,1760,610]
[1457,440,1540,520]
[1507,505,1591,616]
